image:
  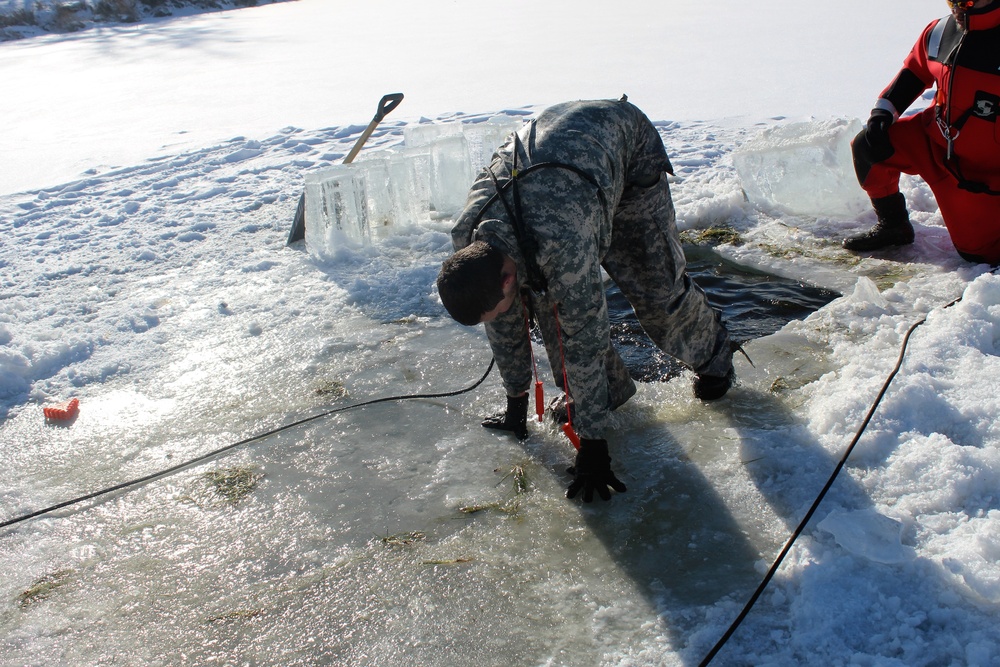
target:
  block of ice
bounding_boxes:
[733,118,868,218]
[305,117,525,257]
[817,508,915,565]
[402,117,524,219]
[428,133,473,218]
[385,148,429,228]
[304,165,370,258]
[353,156,395,238]
[404,123,472,218]
[462,116,523,173]
[403,122,463,148]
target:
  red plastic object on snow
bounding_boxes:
[43,398,79,421]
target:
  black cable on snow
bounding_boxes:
[698,294,966,666]
[1,358,495,531]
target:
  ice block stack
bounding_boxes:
[305,116,523,260]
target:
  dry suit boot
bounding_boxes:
[842,193,914,252]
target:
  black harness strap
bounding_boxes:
[483,155,549,293]
[470,135,609,294]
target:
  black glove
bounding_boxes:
[566,438,627,502]
[481,393,529,440]
[864,108,895,160]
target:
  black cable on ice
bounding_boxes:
[1,358,495,531]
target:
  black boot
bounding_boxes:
[693,366,734,401]
[842,193,915,252]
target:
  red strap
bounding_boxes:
[552,304,581,450]
[534,382,545,423]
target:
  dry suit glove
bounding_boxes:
[864,108,895,158]
[566,438,627,502]
[481,393,529,441]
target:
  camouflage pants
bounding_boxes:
[530,173,731,412]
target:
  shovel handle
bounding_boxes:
[343,93,405,164]
[374,93,404,122]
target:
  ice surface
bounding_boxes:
[733,118,869,218]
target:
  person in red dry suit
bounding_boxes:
[843,0,1000,265]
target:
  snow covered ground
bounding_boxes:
[2,1,1000,665]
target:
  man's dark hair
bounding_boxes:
[437,241,506,326]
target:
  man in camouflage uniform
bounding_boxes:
[436,98,734,502]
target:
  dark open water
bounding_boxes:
[607,246,839,381]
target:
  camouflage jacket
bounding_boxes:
[450,99,672,439]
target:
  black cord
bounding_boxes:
[699,295,965,666]
[1,358,495,531]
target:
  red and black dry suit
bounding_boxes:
[854,5,1000,263]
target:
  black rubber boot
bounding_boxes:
[842,193,915,252]
[693,366,735,401]
[692,338,744,401]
